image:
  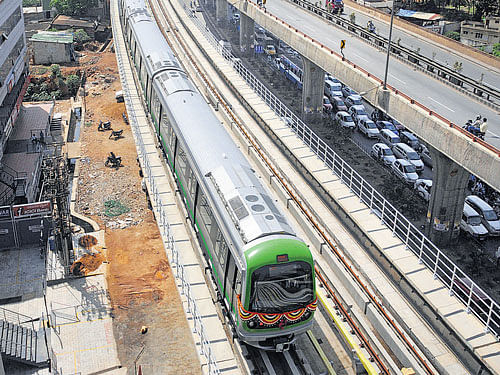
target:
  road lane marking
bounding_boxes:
[389,73,406,84]
[427,97,455,112]
[351,52,369,62]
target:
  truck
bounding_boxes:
[326,0,343,14]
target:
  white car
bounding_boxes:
[348,105,370,125]
[357,119,379,138]
[461,202,489,240]
[414,179,432,201]
[391,159,419,185]
[344,94,364,109]
[392,143,424,172]
[334,111,355,129]
[371,143,396,166]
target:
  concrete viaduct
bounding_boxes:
[211,0,500,246]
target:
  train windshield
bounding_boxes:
[250,261,314,313]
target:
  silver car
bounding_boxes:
[392,143,424,172]
[414,179,432,201]
[335,111,355,129]
[391,159,419,184]
[371,143,396,166]
[348,105,370,125]
[358,119,380,138]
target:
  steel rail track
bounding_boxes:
[144,0,437,373]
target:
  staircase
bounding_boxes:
[0,307,49,367]
[50,114,63,143]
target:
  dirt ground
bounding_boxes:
[71,49,201,373]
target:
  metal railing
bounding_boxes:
[110,2,221,373]
[0,306,37,331]
[181,2,500,339]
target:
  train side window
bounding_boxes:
[151,90,160,124]
[225,253,236,309]
[188,169,197,198]
[197,193,213,239]
[214,230,228,269]
[175,146,189,183]
[233,269,241,309]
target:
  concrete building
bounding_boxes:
[30,31,75,64]
[460,16,500,51]
[51,14,97,38]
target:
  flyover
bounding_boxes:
[221,0,500,244]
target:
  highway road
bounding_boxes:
[265,0,500,149]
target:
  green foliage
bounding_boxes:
[31,92,53,101]
[445,31,461,41]
[104,200,130,217]
[493,43,500,57]
[50,0,97,15]
[66,74,81,95]
[22,0,41,7]
[50,64,61,78]
[73,29,91,45]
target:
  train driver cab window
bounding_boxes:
[250,261,313,313]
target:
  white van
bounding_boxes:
[392,143,424,172]
[461,202,489,240]
[324,79,342,99]
[378,129,400,148]
[465,195,500,236]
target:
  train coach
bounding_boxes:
[119,0,317,351]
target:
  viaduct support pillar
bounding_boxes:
[301,57,324,121]
[239,13,254,56]
[426,146,469,246]
[216,0,226,24]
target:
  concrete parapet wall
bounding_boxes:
[232,0,500,191]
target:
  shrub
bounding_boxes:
[50,64,61,78]
[74,29,91,45]
[66,74,81,95]
[445,31,461,41]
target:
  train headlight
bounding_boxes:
[247,320,256,329]
[304,311,311,319]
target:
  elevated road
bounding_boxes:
[229,0,500,192]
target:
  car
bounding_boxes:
[419,145,433,167]
[344,94,363,109]
[357,119,379,138]
[392,143,424,171]
[232,13,240,23]
[399,131,420,150]
[331,96,348,113]
[378,129,401,148]
[371,143,396,166]
[348,105,370,125]
[414,179,432,201]
[376,120,398,133]
[341,85,357,98]
[323,96,333,112]
[325,74,341,84]
[465,195,500,236]
[390,118,405,132]
[334,111,355,129]
[324,80,343,98]
[264,45,276,55]
[461,202,489,240]
[391,159,419,184]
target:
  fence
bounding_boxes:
[180,1,500,338]
[110,2,221,373]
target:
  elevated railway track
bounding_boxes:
[112,0,500,373]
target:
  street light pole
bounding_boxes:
[383,0,396,90]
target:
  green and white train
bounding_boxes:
[120,0,316,350]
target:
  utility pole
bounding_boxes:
[383,0,398,90]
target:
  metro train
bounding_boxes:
[118,0,317,350]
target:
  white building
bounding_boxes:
[0,0,28,160]
[461,16,500,52]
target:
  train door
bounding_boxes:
[223,250,241,318]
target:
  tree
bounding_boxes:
[66,74,81,96]
[445,31,461,41]
[73,29,91,46]
[493,43,500,57]
[50,64,61,78]
[50,0,97,16]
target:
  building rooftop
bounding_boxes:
[30,30,74,44]
[9,103,52,141]
[52,14,95,29]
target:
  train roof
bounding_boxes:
[127,0,182,76]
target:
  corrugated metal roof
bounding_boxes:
[30,31,74,44]
[397,9,442,21]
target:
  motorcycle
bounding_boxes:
[367,21,376,33]
[98,121,112,131]
[109,129,124,140]
[105,152,122,169]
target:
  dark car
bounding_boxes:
[376,120,398,133]
[341,85,358,98]
[331,96,348,113]
[400,131,420,150]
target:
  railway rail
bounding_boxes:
[144,0,447,374]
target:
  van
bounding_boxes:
[461,203,489,240]
[465,195,500,236]
[392,143,424,171]
[324,79,342,99]
[378,129,400,148]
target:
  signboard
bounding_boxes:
[340,40,346,49]
[0,206,11,219]
[255,45,264,54]
[12,201,52,218]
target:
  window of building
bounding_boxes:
[0,34,25,85]
[0,6,22,42]
[463,30,469,35]
[475,32,483,39]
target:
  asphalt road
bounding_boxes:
[265,0,500,148]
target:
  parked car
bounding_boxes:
[391,159,419,184]
[376,120,398,133]
[461,202,489,240]
[371,143,396,166]
[323,96,333,112]
[391,118,405,132]
[334,111,355,129]
[344,94,364,109]
[399,131,420,150]
[325,74,341,84]
[348,105,370,125]
[392,143,424,172]
[414,179,432,201]
[264,45,276,55]
[419,145,433,168]
[341,85,358,98]
[232,13,240,23]
[331,96,348,113]
[324,80,343,98]
[465,195,500,236]
[378,129,401,148]
[357,119,379,138]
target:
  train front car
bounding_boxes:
[238,235,316,351]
